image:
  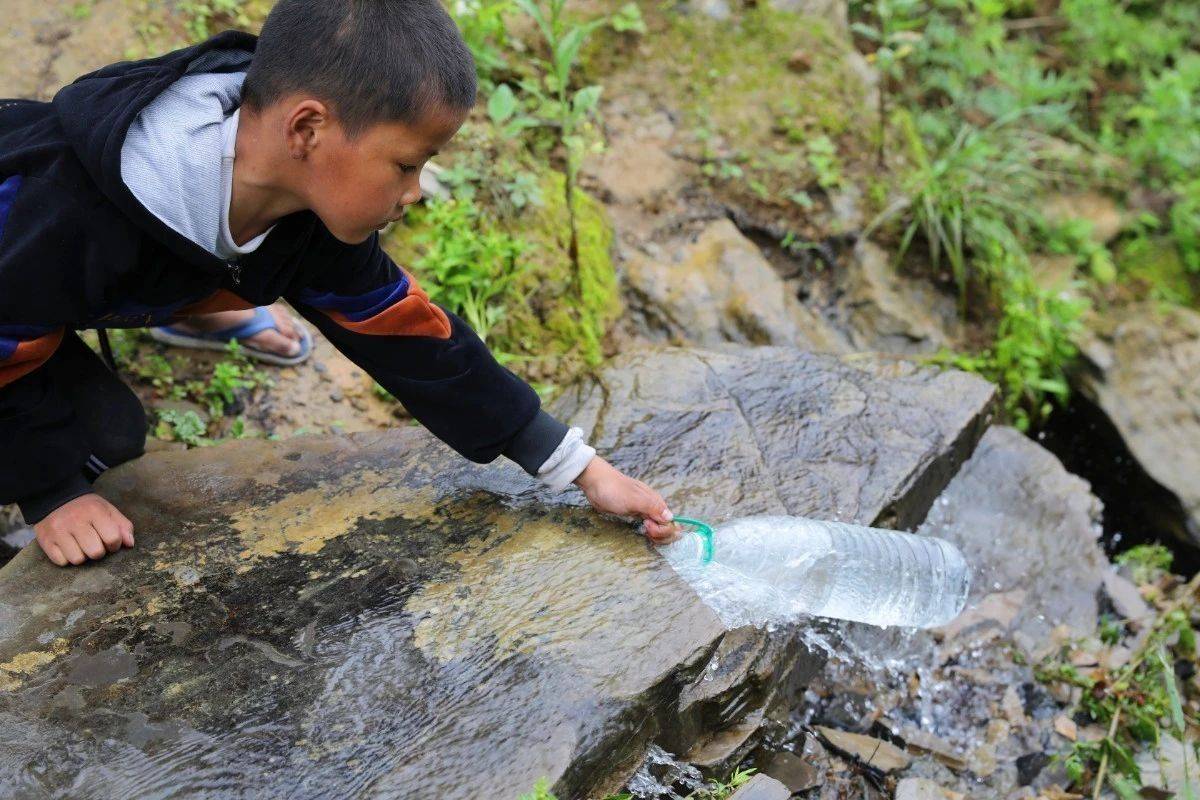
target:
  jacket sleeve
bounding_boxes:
[0,326,95,523]
[285,231,569,474]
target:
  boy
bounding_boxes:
[0,0,677,567]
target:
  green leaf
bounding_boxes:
[610,2,646,33]
[1108,772,1142,799]
[552,20,603,84]
[1159,647,1187,734]
[488,84,518,124]
[572,85,603,116]
[513,0,552,44]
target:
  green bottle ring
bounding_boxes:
[672,516,714,564]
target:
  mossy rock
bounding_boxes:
[583,5,879,232]
[385,168,620,384]
[1116,236,1199,308]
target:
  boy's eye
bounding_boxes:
[397,163,419,174]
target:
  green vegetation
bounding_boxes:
[1116,544,1177,587]
[852,0,1200,428]
[179,0,254,40]
[387,0,627,381]
[519,766,756,800]
[1036,542,1200,797]
[94,334,271,447]
[408,197,528,344]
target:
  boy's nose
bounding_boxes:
[400,186,422,207]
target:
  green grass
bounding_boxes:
[1037,568,1200,797]
[519,766,756,800]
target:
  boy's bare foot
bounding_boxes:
[34,494,134,566]
[170,302,303,358]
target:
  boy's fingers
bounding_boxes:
[644,520,680,543]
[635,491,673,524]
[106,508,135,549]
[96,520,124,553]
[43,543,66,567]
[76,528,107,561]
[59,536,87,566]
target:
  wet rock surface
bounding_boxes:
[551,345,997,529]
[1074,302,1200,547]
[0,350,999,799]
[0,432,725,799]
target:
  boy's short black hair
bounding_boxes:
[243,0,477,134]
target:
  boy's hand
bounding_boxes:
[33,493,135,567]
[573,456,680,544]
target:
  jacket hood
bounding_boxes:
[51,31,257,273]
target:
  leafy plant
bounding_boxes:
[200,341,271,419]
[450,0,515,84]
[1040,217,1117,284]
[1039,570,1200,798]
[609,2,647,34]
[933,253,1086,430]
[511,0,607,298]
[805,134,844,190]
[867,108,1052,312]
[517,778,556,800]
[155,409,209,447]
[410,197,529,344]
[850,0,923,164]
[1115,544,1174,586]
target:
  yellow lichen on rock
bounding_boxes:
[0,637,70,690]
[231,470,434,562]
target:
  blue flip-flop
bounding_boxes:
[148,306,314,366]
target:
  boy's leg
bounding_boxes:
[46,332,147,485]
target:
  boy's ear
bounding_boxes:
[285,99,333,161]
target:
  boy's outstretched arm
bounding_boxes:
[286,231,676,539]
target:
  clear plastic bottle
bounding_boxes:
[658,515,970,629]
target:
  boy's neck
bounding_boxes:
[227,108,309,247]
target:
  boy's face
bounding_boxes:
[297,104,468,244]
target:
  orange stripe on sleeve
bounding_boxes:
[323,271,451,339]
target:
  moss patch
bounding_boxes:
[584,5,878,232]
[1116,236,1199,307]
[385,167,620,385]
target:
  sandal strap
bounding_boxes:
[207,306,278,341]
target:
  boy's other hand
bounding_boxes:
[573,456,680,544]
[33,494,135,567]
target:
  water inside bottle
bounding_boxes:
[658,515,970,630]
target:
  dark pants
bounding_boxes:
[10,332,146,523]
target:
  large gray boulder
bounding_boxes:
[1075,302,1200,546]
[0,432,724,800]
[552,346,996,530]
[551,346,994,780]
[0,346,995,799]
[919,426,1108,645]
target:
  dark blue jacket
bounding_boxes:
[0,31,567,522]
